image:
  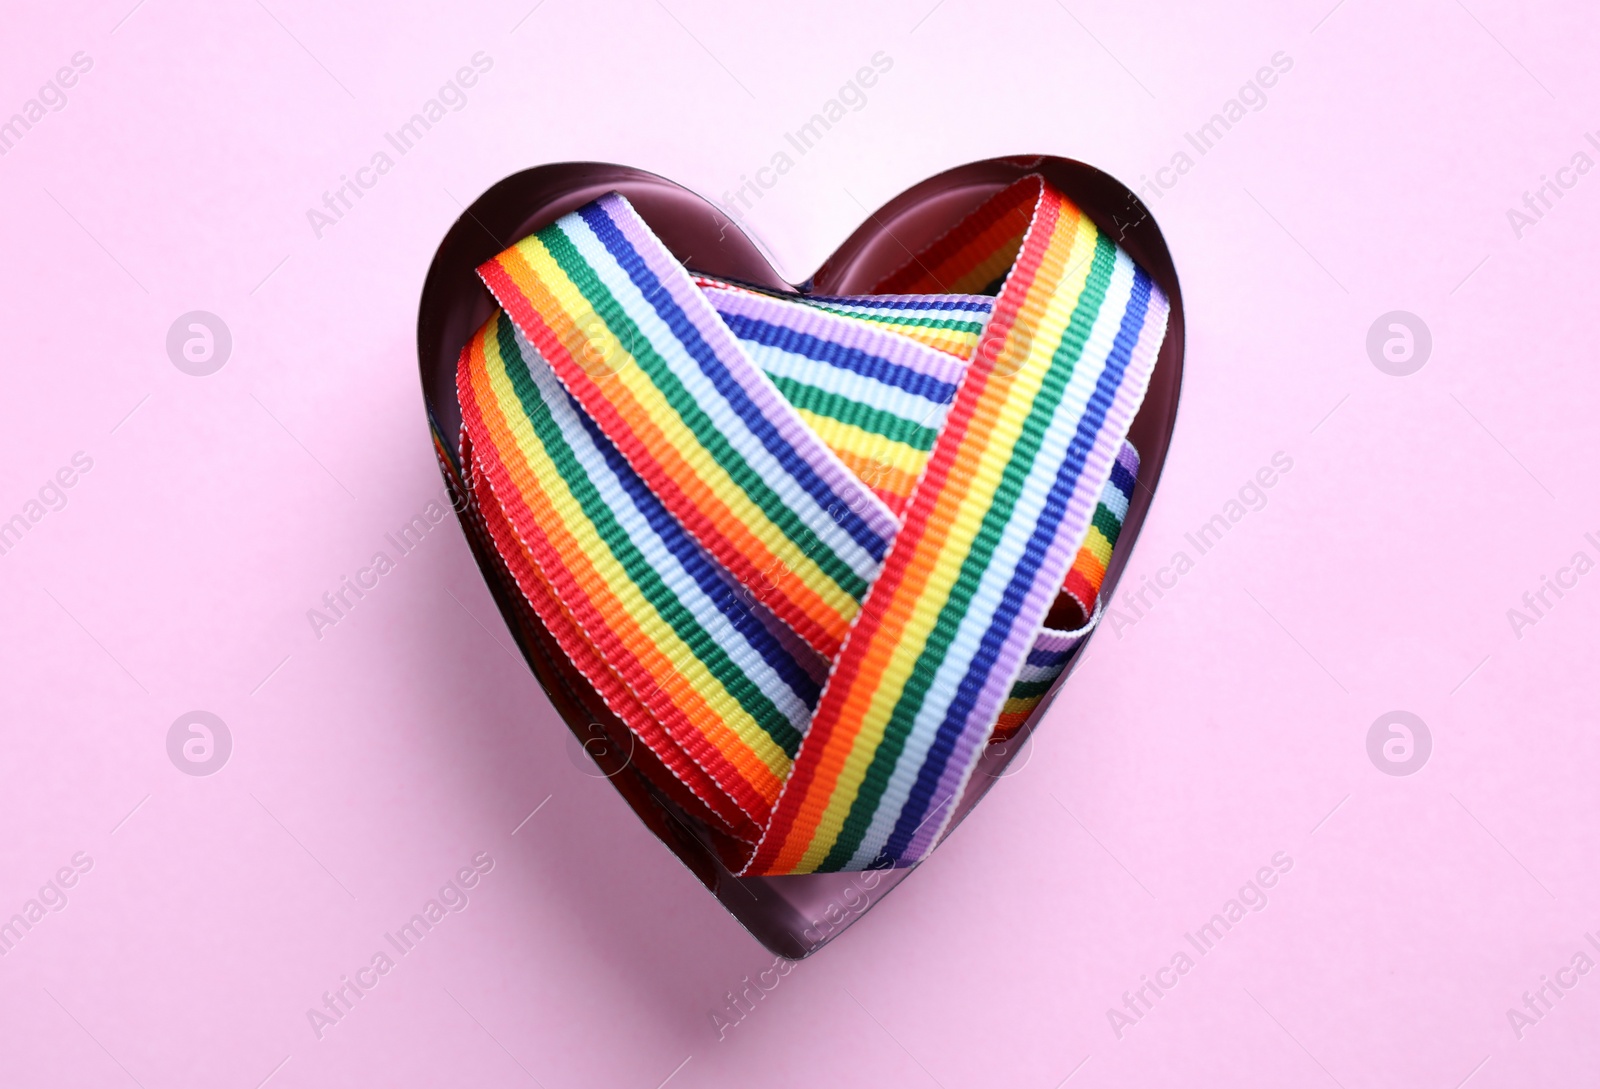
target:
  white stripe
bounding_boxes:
[738,340,954,436]
[1101,480,1131,522]
[1012,660,1066,686]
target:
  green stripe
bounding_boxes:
[766,374,941,451]
[819,230,1119,871]
[809,304,986,335]
[1089,502,1123,544]
[494,316,803,757]
[1006,677,1056,700]
[540,225,870,602]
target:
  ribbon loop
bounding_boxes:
[459,176,1168,875]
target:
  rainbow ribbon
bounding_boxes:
[459,176,1167,874]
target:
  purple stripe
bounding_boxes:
[1026,627,1085,667]
[1117,441,1140,476]
[706,287,969,386]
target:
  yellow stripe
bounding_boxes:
[1078,525,1113,567]
[479,328,794,783]
[824,448,922,506]
[844,316,981,358]
[792,409,931,489]
[796,207,1098,868]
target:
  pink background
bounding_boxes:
[3,1,1597,1085]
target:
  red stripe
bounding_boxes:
[990,711,1031,741]
[1062,567,1097,616]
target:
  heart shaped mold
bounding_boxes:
[417,156,1184,957]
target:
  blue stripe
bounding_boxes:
[812,295,993,314]
[573,405,822,722]
[717,311,960,406]
[882,269,1153,863]
[579,203,891,564]
[1109,456,1136,498]
[1025,644,1074,668]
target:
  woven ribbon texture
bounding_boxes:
[456,176,1168,874]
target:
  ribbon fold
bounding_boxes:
[457,176,1167,874]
